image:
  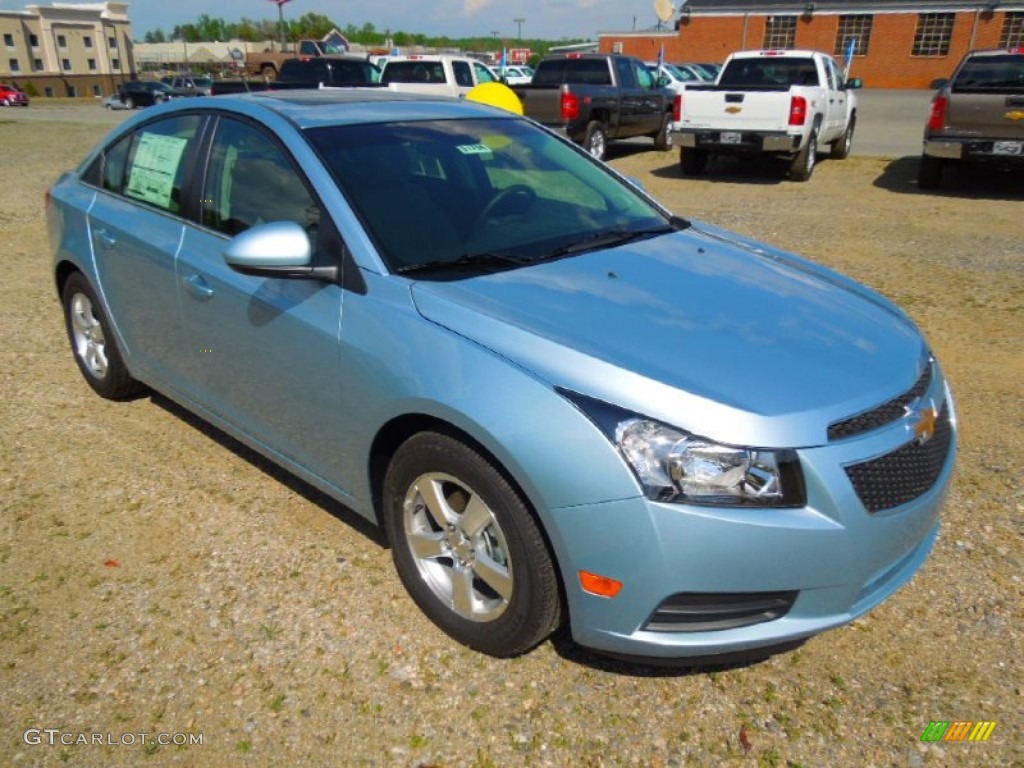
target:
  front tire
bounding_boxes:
[653,113,673,151]
[123,96,134,109]
[382,432,563,657]
[789,126,818,181]
[829,117,855,160]
[61,272,143,400]
[583,120,608,161]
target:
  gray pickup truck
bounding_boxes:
[510,54,673,161]
[919,48,1024,189]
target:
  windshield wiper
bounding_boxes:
[395,251,532,276]
[539,219,687,262]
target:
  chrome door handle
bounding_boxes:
[183,273,214,301]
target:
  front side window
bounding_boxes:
[912,14,955,56]
[763,16,797,49]
[307,118,666,274]
[201,117,320,238]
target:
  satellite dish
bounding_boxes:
[654,0,675,23]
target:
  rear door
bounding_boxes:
[87,113,205,390]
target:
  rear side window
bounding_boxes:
[83,115,202,213]
[453,61,473,87]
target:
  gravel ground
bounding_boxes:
[1,111,1022,767]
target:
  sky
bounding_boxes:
[0,1,672,42]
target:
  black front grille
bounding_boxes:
[644,591,798,633]
[844,404,953,514]
[828,362,933,441]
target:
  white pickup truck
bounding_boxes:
[380,54,500,98]
[671,50,861,181]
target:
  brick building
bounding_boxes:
[0,2,134,99]
[599,0,1024,88]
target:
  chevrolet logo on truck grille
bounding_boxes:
[1005,110,1024,121]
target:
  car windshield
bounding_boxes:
[305,117,671,276]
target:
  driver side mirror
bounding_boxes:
[224,221,337,282]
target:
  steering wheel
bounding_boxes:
[473,185,538,234]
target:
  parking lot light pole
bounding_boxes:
[513,17,525,40]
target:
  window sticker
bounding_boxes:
[126,132,189,209]
[456,143,494,157]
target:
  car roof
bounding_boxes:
[131,89,516,130]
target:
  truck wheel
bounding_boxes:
[918,155,943,190]
[261,64,277,81]
[583,121,608,161]
[653,113,673,152]
[680,148,708,175]
[789,126,818,181]
[829,118,855,160]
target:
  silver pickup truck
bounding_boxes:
[919,48,1024,189]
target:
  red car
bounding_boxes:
[0,83,29,106]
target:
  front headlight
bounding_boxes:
[562,391,805,507]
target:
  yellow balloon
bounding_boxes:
[466,82,524,115]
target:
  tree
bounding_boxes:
[292,13,338,39]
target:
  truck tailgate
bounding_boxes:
[513,87,564,125]
[676,89,799,132]
[945,92,1024,139]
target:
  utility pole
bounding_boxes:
[513,17,525,40]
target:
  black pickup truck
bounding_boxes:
[210,56,381,96]
[510,54,673,160]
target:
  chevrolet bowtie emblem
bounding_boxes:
[913,405,939,445]
[725,106,742,114]
[1005,110,1024,121]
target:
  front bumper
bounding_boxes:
[543,386,956,661]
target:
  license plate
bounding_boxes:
[720,132,742,145]
[993,141,1022,156]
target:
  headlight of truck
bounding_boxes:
[562,391,805,507]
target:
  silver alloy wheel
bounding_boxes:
[588,130,606,159]
[402,472,513,623]
[69,292,108,379]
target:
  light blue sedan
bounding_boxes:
[47,91,956,662]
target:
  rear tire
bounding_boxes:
[918,155,943,190]
[789,126,818,181]
[61,272,143,400]
[382,432,563,657]
[583,120,608,161]
[680,147,708,175]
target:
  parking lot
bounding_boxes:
[1,103,1021,766]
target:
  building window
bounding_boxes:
[66,85,76,98]
[62,58,71,71]
[87,58,97,70]
[111,58,121,70]
[108,36,117,49]
[763,16,797,49]
[92,84,101,96]
[1000,12,1024,47]
[835,15,873,57]
[29,34,39,47]
[33,58,43,71]
[9,58,20,72]
[3,33,14,48]
[912,13,955,56]
[84,36,93,48]
[57,34,67,48]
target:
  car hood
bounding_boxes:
[410,224,928,447]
